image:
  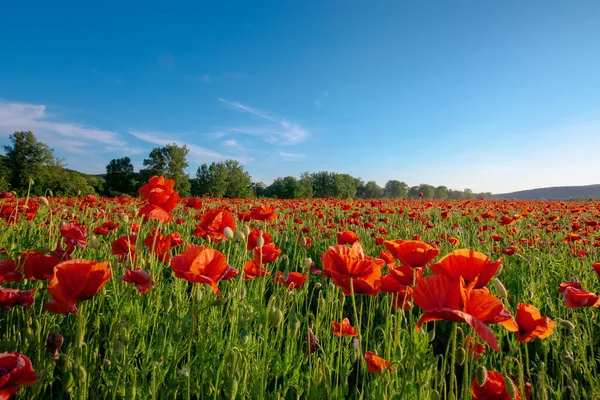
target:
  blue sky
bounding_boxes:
[1,1,599,193]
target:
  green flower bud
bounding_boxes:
[63,371,75,393]
[504,376,517,399]
[475,365,488,387]
[239,329,249,345]
[269,307,283,327]
[455,347,466,366]
[493,278,508,298]
[224,227,234,240]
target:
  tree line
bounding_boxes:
[1,131,491,199]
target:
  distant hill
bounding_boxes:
[493,184,600,200]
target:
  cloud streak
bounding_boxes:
[218,98,310,146]
[130,130,253,164]
[279,151,307,161]
[0,101,139,154]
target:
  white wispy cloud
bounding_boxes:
[130,130,253,164]
[279,151,307,161]
[223,139,238,147]
[218,98,310,146]
[0,101,140,154]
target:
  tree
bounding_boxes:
[408,186,420,199]
[359,181,384,199]
[105,157,136,196]
[463,188,474,199]
[140,144,191,196]
[192,159,252,198]
[418,184,435,199]
[298,172,314,198]
[384,180,408,199]
[434,185,449,200]
[2,131,56,194]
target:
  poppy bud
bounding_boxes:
[46,332,64,359]
[475,365,487,387]
[289,315,300,333]
[226,376,238,399]
[493,278,508,298]
[455,347,466,366]
[224,227,234,240]
[212,297,227,307]
[243,224,251,236]
[235,230,245,241]
[239,328,249,345]
[495,264,503,276]
[303,257,313,271]
[328,281,336,292]
[113,340,124,357]
[89,235,100,249]
[48,189,53,197]
[63,371,75,392]
[29,177,35,186]
[504,375,517,399]
[40,196,49,206]
[25,326,34,341]
[239,286,247,301]
[126,387,136,399]
[318,297,326,309]
[269,307,283,327]
[427,329,435,342]
[557,318,575,331]
[77,190,81,196]
[257,232,265,249]
[300,237,308,246]
[75,365,87,382]
[430,390,441,400]
[352,338,360,361]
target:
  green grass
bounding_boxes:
[1,196,599,399]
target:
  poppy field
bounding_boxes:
[1,177,600,399]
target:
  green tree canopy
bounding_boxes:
[105,157,137,196]
[140,144,191,196]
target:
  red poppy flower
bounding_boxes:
[0,259,21,283]
[243,259,271,280]
[0,287,37,310]
[137,176,181,223]
[513,303,554,342]
[120,269,154,294]
[247,230,273,251]
[20,250,61,281]
[60,222,87,248]
[254,243,281,264]
[184,197,203,210]
[383,240,440,268]
[336,231,359,245]
[0,352,38,399]
[472,370,520,399]
[274,271,307,289]
[593,263,600,277]
[558,281,581,293]
[462,336,486,360]
[111,235,137,263]
[44,259,112,314]
[364,351,395,374]
[428,249,501,288]
[321,242,385,296]
[414,274,517,351]
[562,286,600,309]
[193,208,236,243]
[240,205,277,222]
[331,318,358,337]
[170,245,230,295]
[379,250,395,266]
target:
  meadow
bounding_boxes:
[1,176,599,399]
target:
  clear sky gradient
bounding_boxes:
[1,1,599,193]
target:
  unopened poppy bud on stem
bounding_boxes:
[235,230,245,241]
[493,278,508,298]
[40,196,49,206]
[504,375,517,399]
[224,227,234,240]
[257,231,265,248]
[475,365,487,387]
[243,224,251,236]
[89,235,100,249]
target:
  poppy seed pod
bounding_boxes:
[118,213,129,224]
[224,227,234,240]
